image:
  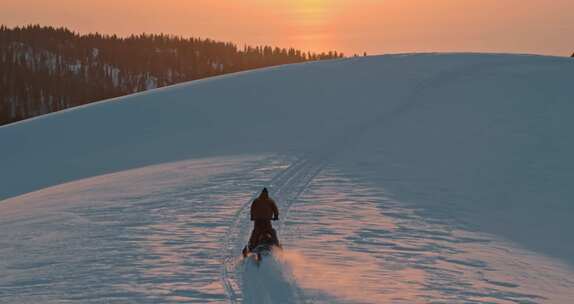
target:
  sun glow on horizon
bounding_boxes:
[284,0,336,51]
[2,0,573,56]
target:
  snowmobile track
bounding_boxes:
[220,57,542,303]
[221,155,328,303]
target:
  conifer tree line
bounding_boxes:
[0,24,344,125]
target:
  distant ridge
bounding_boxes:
[0,24,343,125]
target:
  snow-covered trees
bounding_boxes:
[0,25,344,125]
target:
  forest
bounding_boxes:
[0,25,343,125]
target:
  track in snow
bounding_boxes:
[220,56,569,304]
[0,55,574,303]
[221,154,328,303]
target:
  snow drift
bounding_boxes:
[1,53,574,302]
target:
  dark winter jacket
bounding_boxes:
[250,192,279,221]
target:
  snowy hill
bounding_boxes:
[1,53,574,303]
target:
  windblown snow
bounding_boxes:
[1,53,573,303]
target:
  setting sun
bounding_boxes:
[2,0,573,55]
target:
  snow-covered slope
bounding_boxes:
[1,53,574,303]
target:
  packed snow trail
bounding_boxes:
[222,156,327,303]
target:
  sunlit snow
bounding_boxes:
[1,53,574,303]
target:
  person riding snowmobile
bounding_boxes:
[247,188,280,252]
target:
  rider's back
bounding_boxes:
[250,197,278,220]
[245,188,281,253]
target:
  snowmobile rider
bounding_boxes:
[248,188,280,251]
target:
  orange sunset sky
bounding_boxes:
[2,0,573,56]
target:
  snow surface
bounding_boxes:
[1,53,574,303]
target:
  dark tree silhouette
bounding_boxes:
[0,24,344,125]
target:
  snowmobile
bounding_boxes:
[242,229,282,262]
